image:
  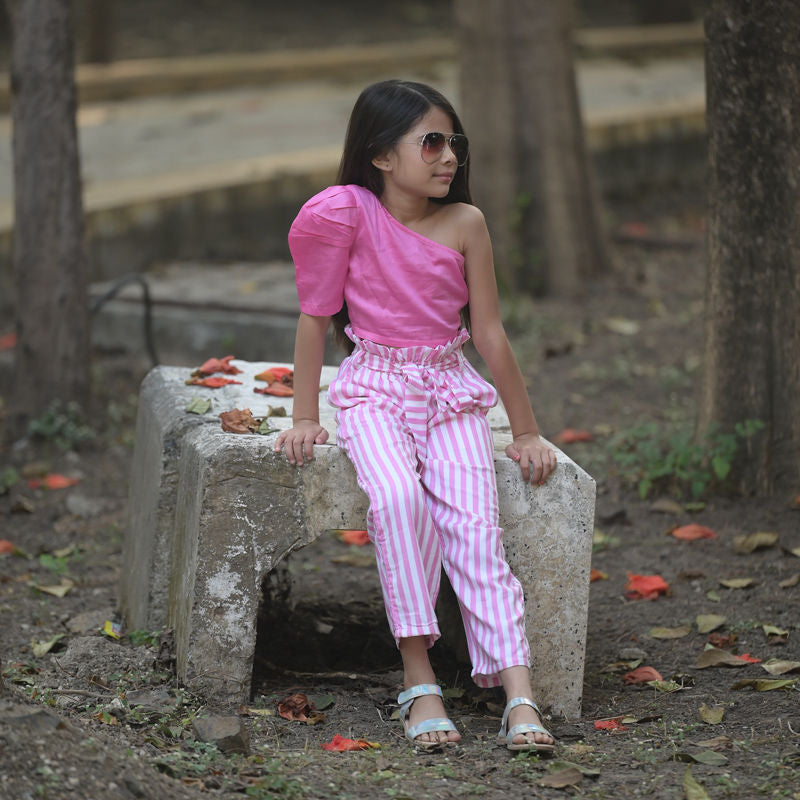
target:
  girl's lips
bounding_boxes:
[435,173,454,181]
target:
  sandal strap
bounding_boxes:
[398,683,443,708]
[504,722,552,741]
[499,697,545,735]
[406,716,457,740]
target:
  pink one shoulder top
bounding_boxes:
[288,184,468,347]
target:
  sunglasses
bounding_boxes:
[402,132,469,166]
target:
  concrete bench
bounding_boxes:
[120,361,595,718]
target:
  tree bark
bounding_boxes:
[700,0,800,493]
[83,0,115,64]
[456,0,611,296]
[6,0,90,426]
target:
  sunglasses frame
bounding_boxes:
[401,132,470,166]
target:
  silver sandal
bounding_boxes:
[398,684,458,749]
[497,697,555,752]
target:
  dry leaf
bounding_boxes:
[538,767,583,789]
[761,659,800,675]
[734,531,778,554]
[731,678,798,691]
[604,317,641,336]
[762,624,789,641]
[32,633,66,657]
[277,693,314,722]
[779,573,800,588]
[331,553,375,568]
[696,614,726,634]
[192,355,242,377]
[626,573,669,600]
[34,578,75,598]
[650,625,692,639]
[699,704,725,724]
[719,577,755,589]
[707,632,737,649]
[682,767,711,800]
[695,647,749,669]
[671,524,716,541]
[624,666,663,684]
[650,498,684,515]
[675,750,728,766]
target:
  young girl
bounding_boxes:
[274,79,557,752]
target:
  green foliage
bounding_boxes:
[27,400,95,451]
[0,466,20,495]
[607,419,765,499]
[128,629,161,648]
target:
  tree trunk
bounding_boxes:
[83,0,115,64]
[456,0,611,296]
[6,0,90,427]
[699,0,800,494]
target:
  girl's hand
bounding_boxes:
[505,433,557,485]
[274,419,329,466]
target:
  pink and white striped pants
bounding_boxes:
[327,328,530,687]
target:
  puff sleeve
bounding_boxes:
[288,185,358,316]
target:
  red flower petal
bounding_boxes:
[671,524,716,541]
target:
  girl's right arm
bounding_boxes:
[273,312,331,465]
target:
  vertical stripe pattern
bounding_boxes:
[327,328,530,687]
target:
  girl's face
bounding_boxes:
[373,106,460,200]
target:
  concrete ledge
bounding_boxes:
[121,362,596,718]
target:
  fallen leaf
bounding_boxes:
[696,614,726,634]
[186,376,242,388]
[650,498,684,515]
[308,693,336,711]
[762,624,789,641]
[602,659,642,673]
[682,766,711,800]
[254,382,294,397]
[649,680,683,693]
[626,573,669,600]
[695,647,749,669]
[0,539,14,555]
[331,553,375,568]
[34,578,75,598]
[761,659,800,675]
[695,735,731,750]
[185,397,212,415]
[705,589,721,602]
[784,546,800,558]
[675,750,728,766]
[192,355,242,377]
[32,633,66,657]
[779,574,800,588]
[240,706,274,717]
[27,474,79,490]
[734,531,778,554]
[707,632,737,649]
[650,625,691,639]
[731,678,798,691]
[671,524,716,541]
[624,666,663,684]
[254,366,292,382]
[552,428,593,444]
[0,331,17,350]
[594,718,628,731]
[219,408,277,435]
[277,693,324,724]
[547,760,601,778]
[590,568,608,582]
[335,529,370,546]
[604,317,641,336]
[538,767,583,789]
[719,577,755,589]
[321,734,379,751]
[699,704,726,724]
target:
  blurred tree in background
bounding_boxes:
[457,0,611,297]
[700,0,800,495]
[5,0,89,429]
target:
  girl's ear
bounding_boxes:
[371,153,392,172]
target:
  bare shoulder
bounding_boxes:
[435,203,488,252]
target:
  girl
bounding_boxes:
[274,79,557,752]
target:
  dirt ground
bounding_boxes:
[1,188,799,799]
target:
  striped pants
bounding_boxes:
[327,328,530,687]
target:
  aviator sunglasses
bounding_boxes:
[402,132,470,166]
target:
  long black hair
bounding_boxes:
[332,79,472,352]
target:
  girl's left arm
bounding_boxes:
[459,204,557,485]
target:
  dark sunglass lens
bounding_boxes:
[451,135,469,164]
[421,132,446,162]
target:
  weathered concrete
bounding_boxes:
[121,361,595,718]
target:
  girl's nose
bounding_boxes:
[440,142,457,164]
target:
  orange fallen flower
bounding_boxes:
[671,524,716,541]
[737,653,762,664]
[552,428,594,444]
[27,474,80,490]
[590,568,608,583]
[254,366,294,397]
[193,355,242,377]
[0,539,15,555]
[277,693,313,722]
[186,376,243,388]
[594,718,628,732]
[0,331,17,351]
[254,382,294,397]
[626,572,669,601]
[255,366,293,382]
[624,666,663,684]
[336,529,370,546]
[321,734,379,751]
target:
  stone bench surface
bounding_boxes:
[121,361,595,718]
